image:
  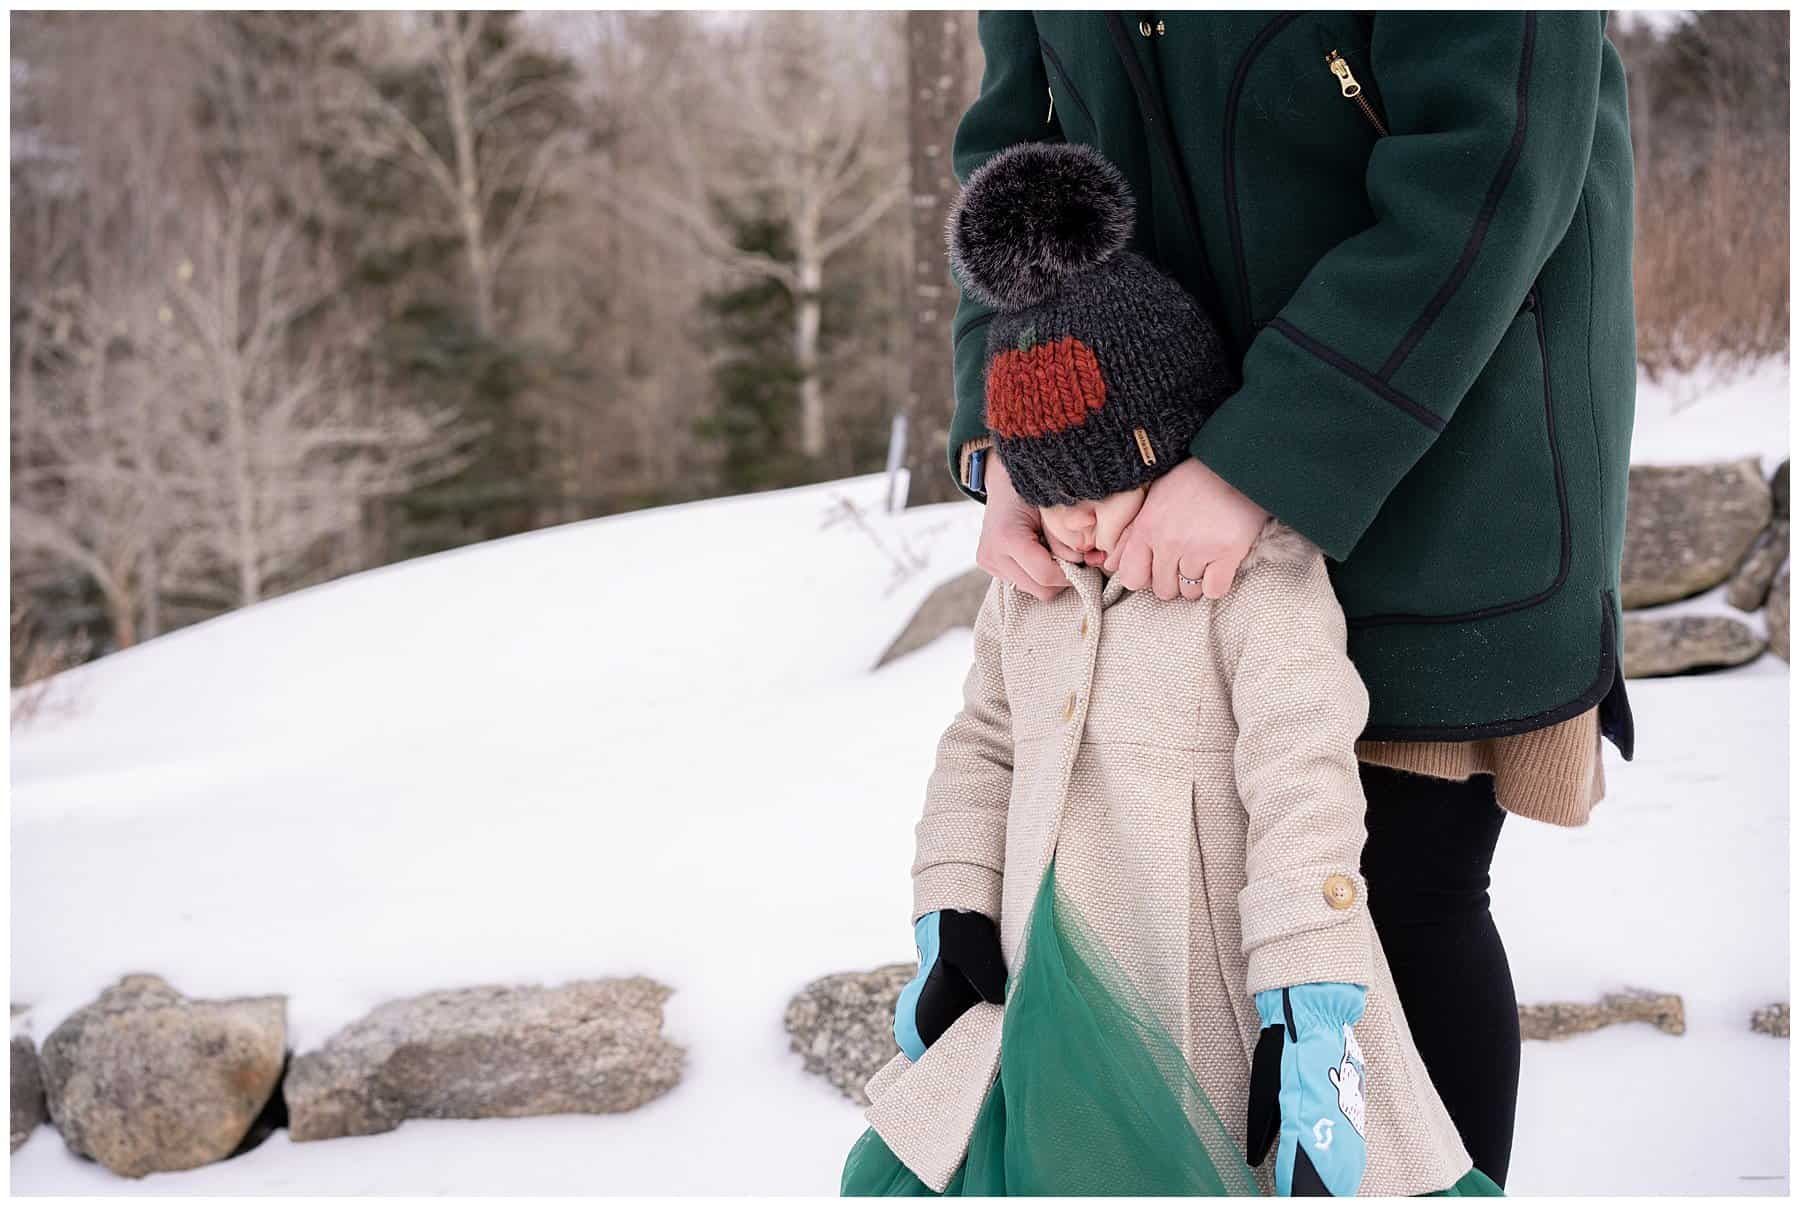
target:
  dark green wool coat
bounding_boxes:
[947,12,1636,753]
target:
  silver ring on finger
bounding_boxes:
[1178,573,1206,588]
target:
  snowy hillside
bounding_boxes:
[11,364,1790,1195]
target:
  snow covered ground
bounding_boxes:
[1633,355,1790,470]
[10,363,1789,1195]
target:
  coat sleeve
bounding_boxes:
[1191,13,1607,560]
[1212,527,1375,995]
[944,12,1063,501]
[912,579,1013,922]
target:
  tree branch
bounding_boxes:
[816,169,907,261]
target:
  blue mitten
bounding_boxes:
[893,910,1007,1061]
[1247,982,1369,1196]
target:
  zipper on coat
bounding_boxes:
[1326,50,1388,137]
[1103,14,1232,353]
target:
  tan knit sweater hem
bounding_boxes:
[1356,708,1606,828]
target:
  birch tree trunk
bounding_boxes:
[796,247,826,458]
[440,14,497,335]
[217,195,265,605]
[597,12,904,472]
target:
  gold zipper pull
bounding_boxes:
[1047,87,1055,123]
[1326,49,1388,136]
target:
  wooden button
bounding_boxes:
[1062,692,1078,722]
[1079,616,1089,637]
[1323,874,1357,911]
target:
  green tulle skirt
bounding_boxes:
[841,862,1502,1198]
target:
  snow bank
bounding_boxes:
[1633,357,1790,471]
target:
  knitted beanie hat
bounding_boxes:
[947,142,1232,508]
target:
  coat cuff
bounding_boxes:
[1190,324,1440,561]
[1239,865,1375,995]
[912,864,1002,924]
[912,806,1006,921]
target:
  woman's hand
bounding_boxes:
[975,456,1074,601]
[1040,487,1146,566]
[1103,458,1269,601]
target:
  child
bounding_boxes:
[840,144,1497,1198]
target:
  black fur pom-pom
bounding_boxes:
[947,142,1134,312]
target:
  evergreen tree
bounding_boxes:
[320,13,580,557]
[697,197,893,494]
[698,208,806,494]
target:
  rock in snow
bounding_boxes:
[284,978,682,1142]
[1622,615,1766,678]
[1726,460,1790,612]
[11,1033,47,1152]
[1769,565,1790,662]
[1621,460,1772,607]
[39,975,285,1177]
[1750,1003,1790,1038]
[1726,521,1789,611]
[796,966,1693,1082]
[876,567,990,668]
[785,964,912,1105]
[1517,990,1686,1041]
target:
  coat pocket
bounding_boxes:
[1332,289,1570,625]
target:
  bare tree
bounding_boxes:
[328,12,577,337]
[12,288,186,648]
[12,182,466,632]
[609,12,908,459]
[12,14,469,640]
[11,13,211,648]
[514,11,716,516]
[161,180,468,608]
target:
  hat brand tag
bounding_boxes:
[1133,427,1157,467]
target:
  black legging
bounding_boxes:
[1359,763,1520,1189]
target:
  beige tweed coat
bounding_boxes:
[865,521,1472,1196]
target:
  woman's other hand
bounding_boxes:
[976,456,1073,601]
[1104,458,1269,601]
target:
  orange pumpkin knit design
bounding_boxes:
[985,336,1106,438]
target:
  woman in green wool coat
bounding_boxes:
[853,10,1635,1197]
